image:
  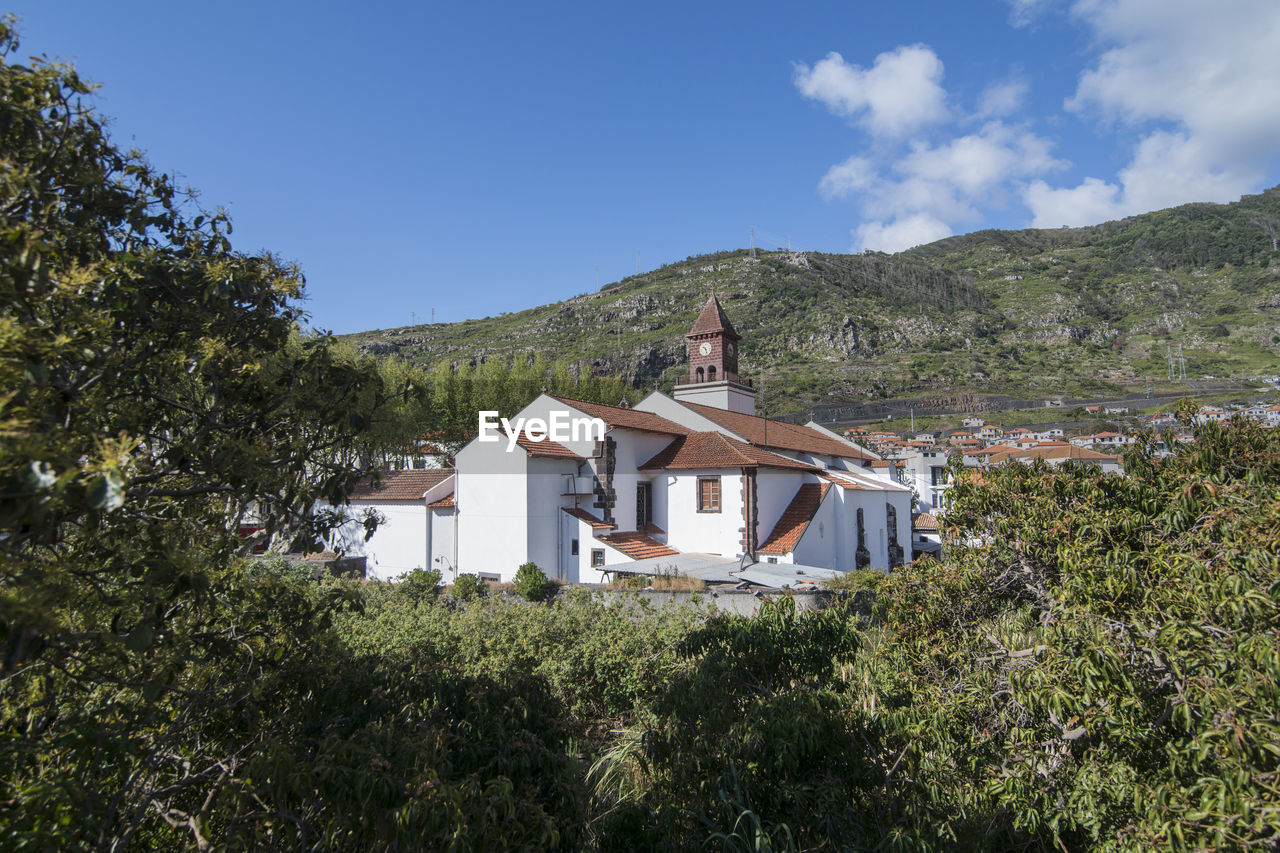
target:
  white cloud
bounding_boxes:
[831,122,1066,245]
[855,214,953,253]
[977,78,1029,118]
[793,45,948,137]
[1029,0,1280,226]
[900,122,1064,196]
[1006,0,1054,27]
[1025,177,1121,227]
[818,156,876,200]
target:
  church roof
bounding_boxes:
[551,396,691,436]
[686,295,740,339]
[675,401,875,461]
[639,432,817,472]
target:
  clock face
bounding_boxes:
[726,342,735,356]
[698,342,712,356]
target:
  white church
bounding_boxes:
[330,296,913,585]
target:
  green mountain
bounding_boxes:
[342,188,1280,414]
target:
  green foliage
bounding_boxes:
[450,572,486,599]
[423,354,635,444]
[822,568,886,593]
[591,597,879,848]
[0,24,428,847]
[397,567,442,603]
[868,418,1280,849]
[513,561,555,601]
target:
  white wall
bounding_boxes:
[663,469,744,556]
[329,500,427,581]
[754,470,807,549]
[792,489,839,569]
[527,458,575,578]
[455,435,529,580]
[428,507,455,578]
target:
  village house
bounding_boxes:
[326,469,456,581]
[895,446,953,514]
[965,443,1124,475]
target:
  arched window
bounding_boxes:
[695,367,705,382]
[707,365,716,381]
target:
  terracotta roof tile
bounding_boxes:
[758,483,829,555]
[599,531,679,560]
[552,396,691,436]
[686,295,740,339]
[427,493,454,508]
[515,434,585,458]
[348,469,453,501]
[913,512,940,531]
[820,471,865,490]
[562,507,615,529]
[639,432,817,471]
[676,401,874,461]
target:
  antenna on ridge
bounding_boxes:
[749,227,756,259]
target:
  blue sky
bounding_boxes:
[13,1,1280,334]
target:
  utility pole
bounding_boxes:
[411,311,416,327]
[749,227,756,260]
[636,251,640,275]
[761,368,767,448]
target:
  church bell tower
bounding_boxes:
[673,294,758,414]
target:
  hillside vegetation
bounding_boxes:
[344,191,1280,413]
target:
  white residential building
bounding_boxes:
[896,447,952,514]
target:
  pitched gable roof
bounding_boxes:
[687,295,740,339]
[599,531,679,560]
[348,469,453,501]
[758,483,829,555]
[552,396,691,436]
[676,401,874,461]
[515,434,585,459]
[639,432,817,471]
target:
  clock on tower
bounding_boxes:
[684,294,741,384]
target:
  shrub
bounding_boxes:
[513,562,554,601]
[450,573,485,600]
[398,567,442,604]
[821,568,884,593]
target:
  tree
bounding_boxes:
[871,419,1280,849]
[0,21,408,846]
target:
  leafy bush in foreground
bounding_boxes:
[868,418,1280,850]
[513,561,555,601]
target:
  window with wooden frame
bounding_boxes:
[591,548,605,567]
[697,476,721,513]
